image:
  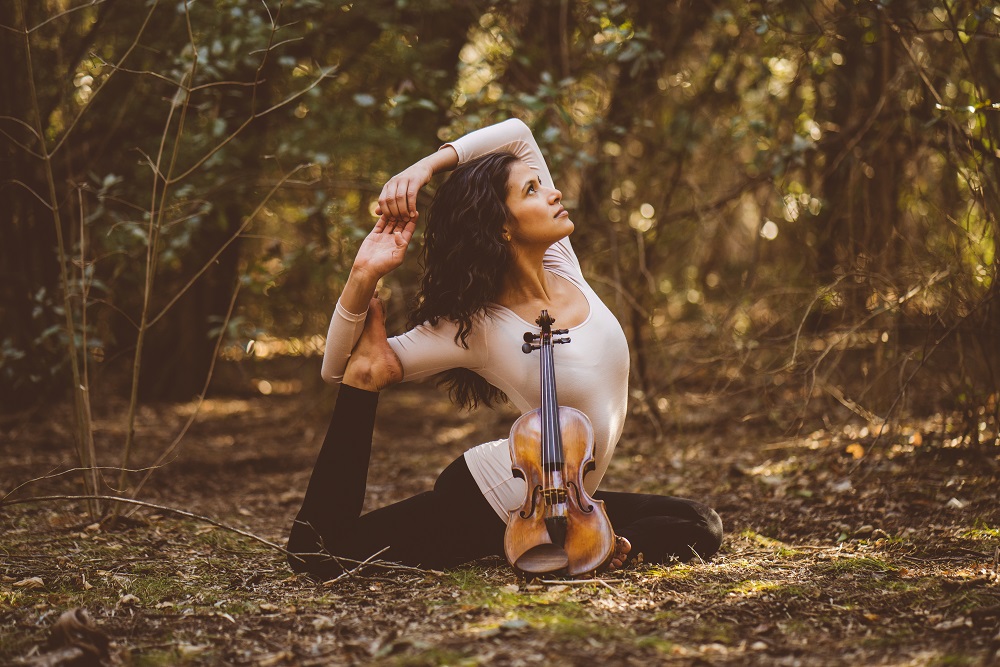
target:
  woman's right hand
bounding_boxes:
[376,162,434,223]
[351,214,418,281]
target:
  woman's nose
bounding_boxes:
[549,187,562,202]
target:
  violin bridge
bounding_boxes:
[541,487,568,506]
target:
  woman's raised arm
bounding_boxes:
[322,118,554,384]
[320,215,416,384]
[377,117,554,223]
[444,118,554,191]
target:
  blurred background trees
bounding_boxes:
[3,0,997,457]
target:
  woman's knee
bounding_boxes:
[285,517,345,577]
[620,503,724,564]
[669,499,724,560]
[695,506,724,559]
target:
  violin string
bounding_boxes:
[542,327,560,504]
[542,331,551,495]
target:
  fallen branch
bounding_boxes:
[0,494,289,555]
[2,494,443,579]
[536,577,625,598]
[323,546,391,586]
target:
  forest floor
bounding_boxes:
[2,370,1000,666]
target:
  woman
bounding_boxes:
[287,119,722,578]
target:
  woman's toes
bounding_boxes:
[617,536,632,559]
[609,536,631,571]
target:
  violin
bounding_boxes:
[504,310,616,576]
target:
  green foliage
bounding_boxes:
[3,0,999,440]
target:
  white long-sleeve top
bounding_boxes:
[324,119,630,521]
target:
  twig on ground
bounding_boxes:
[1,494,289,555]
[3,494,447,581]
[323,547,390,586]
[2,465,163,504]
[534,577,626,598]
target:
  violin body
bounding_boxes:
[506,406,615,576]
[503,310,616,577]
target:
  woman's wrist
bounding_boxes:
[339,265,381,315]
[423,145,458,176]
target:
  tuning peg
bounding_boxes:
[553,328,569,335]
[523,332,539,343]
[522,343,540,354]
[554,337,571,345]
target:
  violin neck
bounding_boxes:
[539,338,564,472]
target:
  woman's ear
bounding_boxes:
[502,228,512,242]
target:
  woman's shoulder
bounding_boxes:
[393,310,500,347]
[543,237,583,277]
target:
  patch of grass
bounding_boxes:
[644,563,696,579]
[649,609,681,623]
[190,525,261,551]
[381,646,477,667]
[776,618,814,638]
[442,567,624,624]
[0,625,44,662]
[440,568,521,609]
[951,590,1000,615]
[881,579,924,593]
[134,648,184,667]
[635,635,675,653]
[686,620,739,644]
[127,573,186,606]
[859,625,916,650]
[133,646,222,666]
[726,579,784,595]
[815,556,896,576]
[959,525,1000,541]
[737,529,801,556]
[524,611,606,639]
[0,589,25,610]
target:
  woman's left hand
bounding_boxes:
[376,162,434,223]
[375,146,459,223]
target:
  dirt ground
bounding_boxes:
[2,368,1000,666]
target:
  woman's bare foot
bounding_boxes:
[604,536,632,572]
[343,297,403,392]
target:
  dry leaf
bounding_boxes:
[14,577,44,589]
[257,650,294,666]
[177,643,210,657]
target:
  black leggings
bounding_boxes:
[287,385,723,579]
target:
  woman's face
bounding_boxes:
[503,160,574,248]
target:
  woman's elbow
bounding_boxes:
[505,117,532,140]
[320,364,343,385]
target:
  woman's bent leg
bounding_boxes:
[594,491,723,564]
[344,456,504,569]
[287,388,504,578]
[287,384,381,576]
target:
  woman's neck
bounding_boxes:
[496,250,554,309]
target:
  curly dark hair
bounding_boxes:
[409,152,518,409]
